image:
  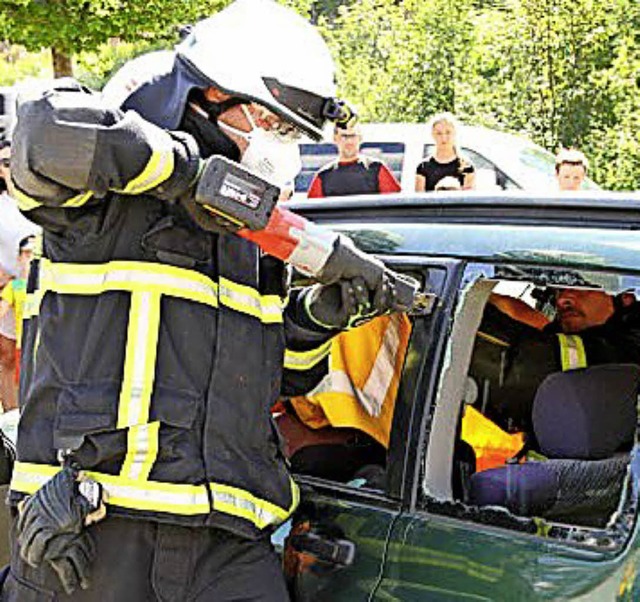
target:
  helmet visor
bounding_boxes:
[262,78,356,139]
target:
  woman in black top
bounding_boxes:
[415,112,476,191]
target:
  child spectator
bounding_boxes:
[0,235,35,406]
[434,176,463,191]
[555,148,589,191]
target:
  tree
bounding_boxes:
[460,0,640,189]
[319,0,475,123]
[0,0,227,77]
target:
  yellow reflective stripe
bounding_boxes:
[218,277,284,324]
[118,292,161,480]
[359,316,403,404]
[118,129,174,195]
[39,259,219,308]
[11,462,297,526]
[284,339,332,371]
[557,333,587,371]
[10,462,207,515]
[121,422,160,481]
[38,261,281,324]
[23,289,44,320]
[13,188,94,211]
[210,479,293,529]
[61,191,93,208]
[117,291,160,429]
[13,187,43,211]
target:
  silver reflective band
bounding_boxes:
[12,462,299,529]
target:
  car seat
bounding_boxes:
[469,364,640,526]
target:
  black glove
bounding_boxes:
[305,274,398,330]
[179,192,240,235]
[315,235,386,288]
[44,531,95,594]
[17,466,103,593]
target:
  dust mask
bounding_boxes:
[219,106,302,188]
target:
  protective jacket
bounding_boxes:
[9,84,334,539]
[289,313,411,448]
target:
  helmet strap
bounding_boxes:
[187,89,247,122]
[205,96,248,121]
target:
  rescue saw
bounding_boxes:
[194,156,434,314]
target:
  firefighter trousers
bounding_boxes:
[2,514,290,601]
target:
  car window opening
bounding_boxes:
[425,271,640,550]
[273,267,436,491]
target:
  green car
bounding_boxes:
[278,192,640,601]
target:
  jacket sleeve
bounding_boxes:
[281,287,336,396]
[306,174,324,198]
[10,81,200,213]
[377,162,401,193]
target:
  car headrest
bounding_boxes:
[532,364,640,459]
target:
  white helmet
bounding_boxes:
[103,0,353,140]
[177,0,348,140]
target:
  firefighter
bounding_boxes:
[466,281,640,454]
[3,1,406,599]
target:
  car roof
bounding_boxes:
[288,191,640,274]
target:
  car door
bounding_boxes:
[376,262,640,601]
[283,258,464,601]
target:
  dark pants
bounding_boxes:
[2,515,289,601]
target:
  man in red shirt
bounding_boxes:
[307,123,401,197]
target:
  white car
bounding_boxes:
[293,122,599,197]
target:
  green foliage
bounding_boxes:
[322,0,639,189]
[458,0,640,189]
[320,0,475,122]
[0,45,52,86]
[1,0,638,189]
[0,1,228,55]
[75,40,163,90]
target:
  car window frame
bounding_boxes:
[417,261,640,552]
[287,257,464,508]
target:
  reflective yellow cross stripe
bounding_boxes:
[35,260,282,324]
[11,462,299,529]
[11,462,210,515]
[121,422,160,481]
[218,277,284,324]
[284,339,332,371]
[117,291,161,481]
[61,191,94,208]
[210,477,299,529]
[38,259,219,307]
[116,128,175,195]
[117,291,161,429]
[557,333,587,371]
[13,187,42,211]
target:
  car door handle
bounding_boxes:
[289,531,356,567]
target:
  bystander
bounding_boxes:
[415,112,475,192]
[555,148,589,191]
[0,140,38,411]
[307,123,401,198]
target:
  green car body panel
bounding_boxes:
[284,193,640,601]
